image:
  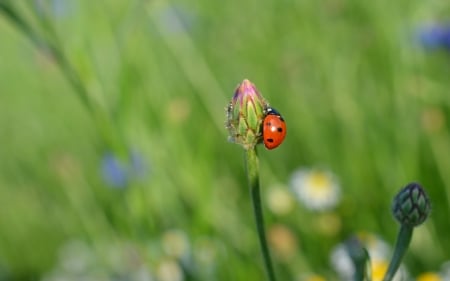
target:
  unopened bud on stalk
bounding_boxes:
[392,182,431,227]
[226,79,268,150]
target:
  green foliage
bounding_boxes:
[0,0,449,280]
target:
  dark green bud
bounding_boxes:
[392,182,431,227]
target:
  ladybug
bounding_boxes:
[262,107,286,150]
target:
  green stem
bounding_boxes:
[382,225,413,281]
[0,3,94,114]
[245,147,277,281]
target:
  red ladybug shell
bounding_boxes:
[263,107,286,150]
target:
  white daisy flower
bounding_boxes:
[330,243,354,281]
[290,168,341,211]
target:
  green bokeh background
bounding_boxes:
[0,0,449,280]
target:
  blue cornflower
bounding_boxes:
[101,152,128,188]
[101,149,149,188]
[418,24,450,50]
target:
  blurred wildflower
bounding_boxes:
[298,273,327,281]
[57,239,94,275]
[418,24,450,50]
[42,239,154,281]
[101,149,149,188]
[330,242,355,281]
[193,238,217,265]
[50,152,81,182]
[417,272,442,281]
[441,261,450,280]
[357,232,391,262]
[34,0,74,18]
[290,168,341,211]
[102,152,128,188]
[192,237,223,280]
[314,212,342,237]
[371,257,404,281]
[226,79,268,150]
[131,266,154,281]
[266,185,295,215]
[162,229,190,260]
[268,224,298,262]
[414,261,450,281]
[166,97,191,125]
[330,233,405,281]
[421,107,446,134]
[104,242,144,274]
[192,237,220,277]
[156,258,184,281]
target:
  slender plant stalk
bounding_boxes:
[0,3,94,114]
[349,244,371,281]
[0,3,123,149]
[382,225,413,281]
[245,147,277,281]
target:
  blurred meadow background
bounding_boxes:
[1,0,450,280]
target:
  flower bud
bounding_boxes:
[392,182,431,227]
[226,79,268,150]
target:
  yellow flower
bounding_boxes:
[416,272,442,281]
[371,260,389,281]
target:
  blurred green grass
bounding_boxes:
[1,0,450,280]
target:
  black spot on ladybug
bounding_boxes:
[277,127,283,132]
[266,138,274,143]
[266,122,272,126]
